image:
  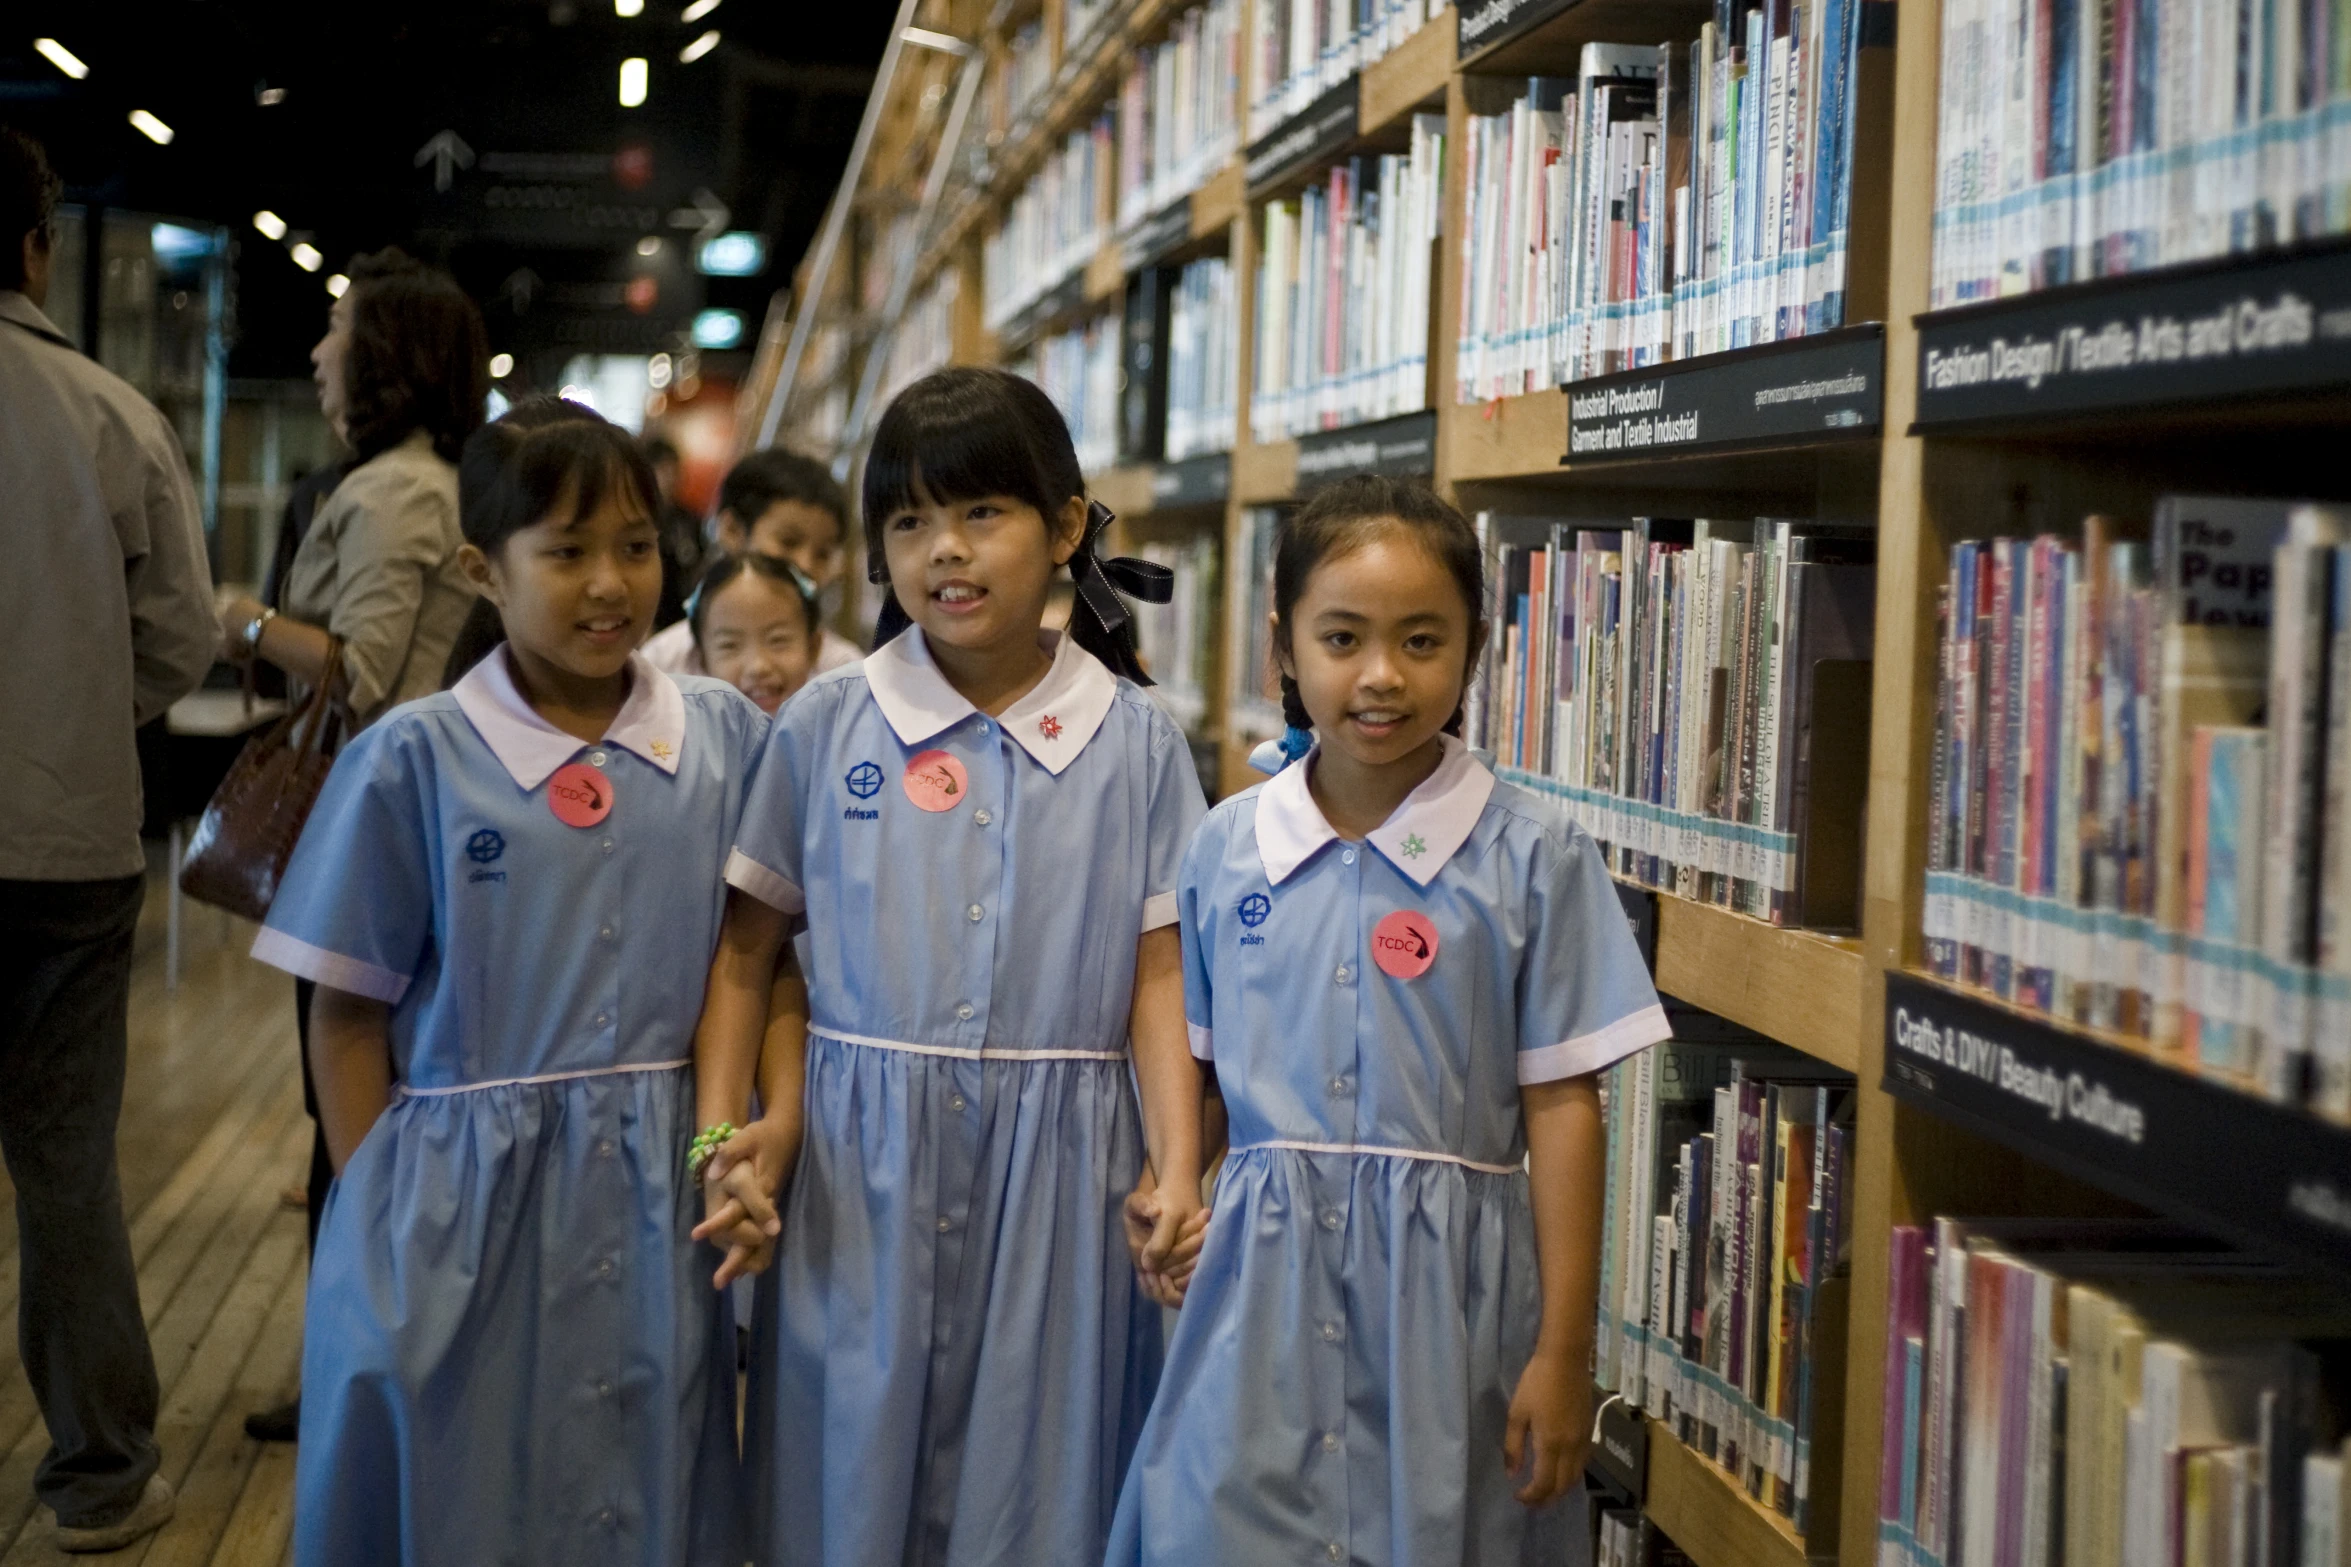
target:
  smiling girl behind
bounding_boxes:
[249,398,768,1567]
[1108,476,1672,1567]
[688,367,1210,1567]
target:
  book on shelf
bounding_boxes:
[1250,116,1445,442]
[1877,1216,2351,1567]
[1247,0,1452,139]
[1595,1035,1855,1536]
[985,110,1116,331]
[1596,1505,1701,1566]
[879,269,960,411]
[1124,255,1241,464]
[1012,311,1123,475]
[1455,0,1878,401]
[1922,497,2351,1117]
[1226,506,1288,743]
[1927,0,2351,307]
[1470,513,1875,932]
[1135,533,1220,734]
[989,17,1053,144]
[1116,0,1244,228]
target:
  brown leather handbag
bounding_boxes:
[179,639,354,922]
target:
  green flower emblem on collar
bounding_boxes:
[1401,833,1427,859]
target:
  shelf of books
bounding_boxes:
[746,0,2351,1559]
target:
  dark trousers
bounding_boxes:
[0,875,162,1528]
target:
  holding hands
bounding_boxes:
[1123,1170,1209,1307]
[690,1117,796,1288]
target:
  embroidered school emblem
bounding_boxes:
[1237,892,1271,928]
[1038,714,1063,741]
[845,761,884,799]
[650,739,674,761]
[1400,833,1427,859]
[465,829,505,864]
[1371,909,1439,980]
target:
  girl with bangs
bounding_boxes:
[252,398,764,1567]
[688,368,1211,1566]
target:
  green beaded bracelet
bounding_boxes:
[687,1122,738,1180]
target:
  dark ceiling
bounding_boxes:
[1,0,891,380]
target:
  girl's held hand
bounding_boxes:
[691,1119,794,1288]
[1502,1348,1591,1507]
[1126,1183,1209,1308]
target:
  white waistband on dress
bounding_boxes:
[811,1026,1127,1063]
[394,1058,692,1098]
[1234,1139,1523,1176]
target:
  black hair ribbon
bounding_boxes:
[1069,499,1173,637]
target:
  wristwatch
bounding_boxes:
[242,606,278,657]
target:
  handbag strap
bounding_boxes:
[291,637,347,756]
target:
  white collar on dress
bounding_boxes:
[452,645,686,789]
[1255,733,1495,888]
[863,626,1117,776]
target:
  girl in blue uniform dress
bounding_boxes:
[1109,476,1673,1567]
[253,401,763,1567]
[690,367,1212,1567]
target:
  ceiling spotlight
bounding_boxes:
[489,353,515,379]
[289,242,322,272]
[252,210,288,241]
[679,29,718,62]
[258,85,287,105]
[615,0,644,13]
[636,235,661,257]
[619,57,648,107]
[127,109,174,146]
[681,0,721,19]
[33,38,89,79]
[325,273,350,298]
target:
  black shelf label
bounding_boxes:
[1122,200,1195,275]
[1243,78,1360,200]
[1563,324,1883,464]
[1295,410,1438,487]
[1614,880,1659,972]
[1882,973,2351,1276]
[1591,1393,1649,1502]
[1912,241,2351,428]
[1148,452,1229,510]
[1456,0,1575,61]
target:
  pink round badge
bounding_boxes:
[546,761,614,828]
[1370,909,1439,980]
[903,749,969,813]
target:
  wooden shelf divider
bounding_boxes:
[1652,897,1864,1071]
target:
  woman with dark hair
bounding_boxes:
[216,248,488,1443]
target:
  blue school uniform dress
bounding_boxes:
[724,626,1206,1567]
[250,649,765,1567]
[1108,736,1671,1567]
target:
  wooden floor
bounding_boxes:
[0,866,307,1566]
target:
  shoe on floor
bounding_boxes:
[55,1473,176,1554]
[244,1395,299,1443]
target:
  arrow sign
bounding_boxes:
[667,187,729,246]
[414,130,476,193]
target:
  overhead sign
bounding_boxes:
[1295,410,1436,487]
[1243,77,1359,200]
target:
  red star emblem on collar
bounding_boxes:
[1038,714,1063,741]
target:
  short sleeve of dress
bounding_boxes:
[1514,823,1671,1084]
[724,685,815,915]
[249,723,434,1004]
[1176,821,1216,1061]
[1141,708,1209,932]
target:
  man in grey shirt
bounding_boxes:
[0,126,216,1553]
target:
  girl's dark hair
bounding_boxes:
[440,398,663,685]
[723,447,851,544]
[688,551,821,653]
[861,367,1148,682]
[341,248,490,464]
[1271,475,1488,737]
[457,395,662,554]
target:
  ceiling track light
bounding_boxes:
[289,241,322,272]
[679,29,718,62]
[680,0,721,20]
[619,57,648,107]
[252,210,288,241]
[127,109,174,145]
[33,38,89,79]
[325,273,350,298]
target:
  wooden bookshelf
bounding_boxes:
[1644,1418,1815,1567]
[1651,898,1863,1072]
[737,0,2351,1560]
